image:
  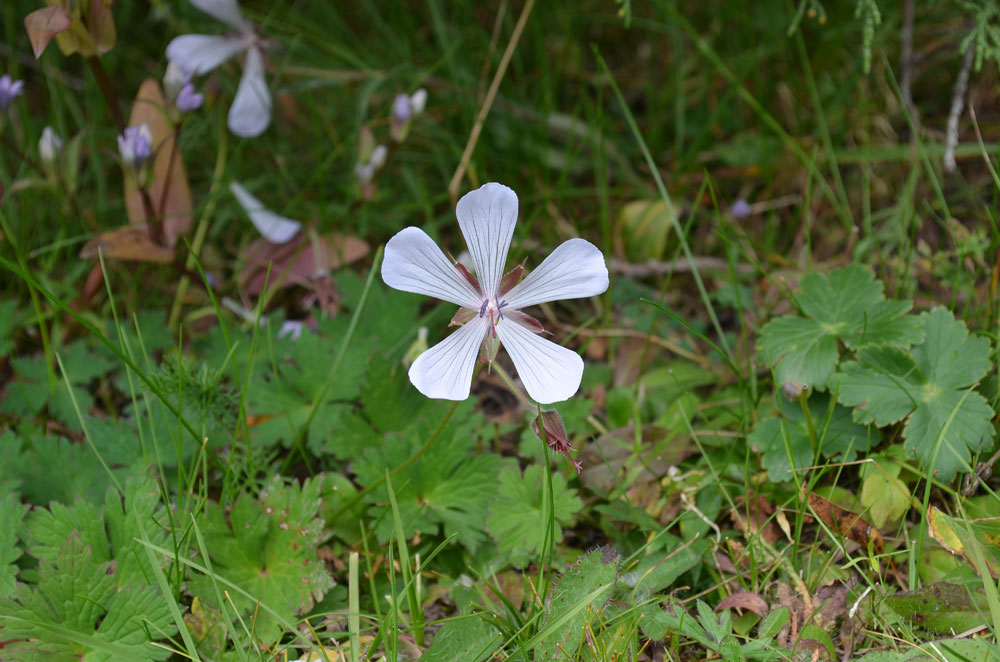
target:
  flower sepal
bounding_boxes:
[532,409,581,473]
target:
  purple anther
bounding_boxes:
[496,298,507,320]
[479,299,489,318]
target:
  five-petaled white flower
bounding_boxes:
[166,0,272,137]
[382,183,608,404]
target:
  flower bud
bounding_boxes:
[391,93,412,124]
[730,198,752,220]
[118,124,153,169]
[409,88,427,115]
[369,144,387,170]
[163,61,186,102]
[175,83,204,113]
[38,126,62,166]
[0,75,25,112]
[532,409,581,473]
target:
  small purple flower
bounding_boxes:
[175,83,204,113]
[730,198,753,220]
[0,74,24,112]
[392,93,412,124]
[118,124,153,169]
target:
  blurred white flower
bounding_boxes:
[118,124,153,169]
[163,61,187,102]
[355,143,387,186]
[230,180,301,244]
[165,0,272,137]
[38,126,62,166]
[381,182,609,403]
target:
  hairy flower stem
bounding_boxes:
[490,361,534,410]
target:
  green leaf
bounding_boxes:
[353,400,508,552]
[0,493,28,598]
[857,638,1000,662]
[421,617,501,662]
[187,475,335,642]
[859,460,910,528]
[0,299,19,357]
[886,582,991,634]
[748,392,874,482]
[485,464,581,566]
[0,531,176,661]
[835,308,994,480]
[758,265,923,389]
[534,549,618,660]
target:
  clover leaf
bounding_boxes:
[834,307,995,481]
[758,265,923,390]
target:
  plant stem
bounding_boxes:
[490,361,533,410]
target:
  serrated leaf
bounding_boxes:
[187,476,335,642]
[860,465,910,529]
[421,617,501,662]
[0,532,175,661]
[748,392,874,482]
[353,401,507,551]
[758,265,923,389]
[0,493,28,598]
[835,308,994,481]
[485,465,581,566]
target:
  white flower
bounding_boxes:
[38,126,62,166]
[165,0,272,137]
[381,182,608,404]
[230,181,302,244]
[163,61,187,102]
[118,124,153,169]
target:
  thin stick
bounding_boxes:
[944,24,975,173]
[447,0,535,202]
[899,0,919,133]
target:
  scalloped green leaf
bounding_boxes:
[835,308,995,481]
[758,265,923,389]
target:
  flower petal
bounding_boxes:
[228,46,271,137]
[192,0,250,31]
[455,182,518,298]
[230,181,301,244]
[166,34,245,75]
[409,317,488,400]
[496,319,583,404]
[382,227,483,309]
[504,238,608,309]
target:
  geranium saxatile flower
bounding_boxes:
[118,124,153,169]
[382,183,608,404]
[165,0,272,137]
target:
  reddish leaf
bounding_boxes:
[24,6,71,59]
[240,233,369,295]
[124,78,192,248]
[716,591,769,618]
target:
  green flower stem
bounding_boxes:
[490,361,533,410]
[0,207,56,390]
[168,115,227,330]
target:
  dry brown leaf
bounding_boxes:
[24,6,72,58]
[124,78,192,248]
[241,233,370,295]
[810,581,849,630]
[806,490,884,555]
[80,225,175,263]
[730,494,782,544]
[716,591,769,618]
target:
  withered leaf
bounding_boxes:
[241,233,370,295]
[24,6,72,59]
[716,591,769,618]
[80,225,175,263]
[125,78,192,248]
[806,490,884,555]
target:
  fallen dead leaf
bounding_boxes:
[80,225,175,263]
[716,591,769,618]
[241,233,370,295]
[730,494,783,544]
[124,78,192,248]
[806,489,884,555]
